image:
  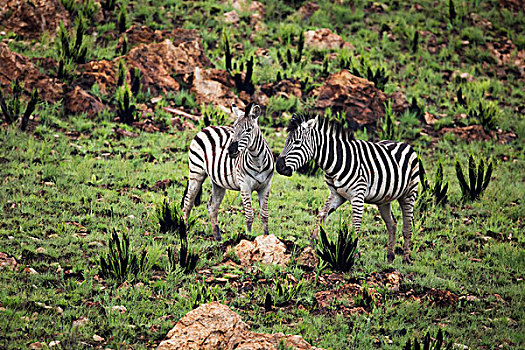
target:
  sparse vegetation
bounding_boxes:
[315,224,359,273]
[0,80,39,131]
[98,230,149,283]
[455,155,493,201]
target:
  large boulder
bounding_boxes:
[312,69,387,130]
[124,38,211,94]
[234,234,289,266]
[0,0,70,39]
[64,86,107,117]
[158,302,323,350]
[191,67,243,108]
[0,42,64,102]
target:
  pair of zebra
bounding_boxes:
[182,103,419,263]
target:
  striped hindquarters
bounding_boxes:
[188,126,238,190]
[360,140,419,204]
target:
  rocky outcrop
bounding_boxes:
[304,28,353,51]
[191,67,243,108]
[158,302,324,350]
[64,86,107,117]
[0,42,64,102]
[234,234,289,266]
[0,0,70,39]
[312,70,387,129]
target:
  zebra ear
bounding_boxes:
[231,103,243,118]
[303,118,316,130]
[250,105,261,120]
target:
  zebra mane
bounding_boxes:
[286,112,316,132]
[287,111,354,140]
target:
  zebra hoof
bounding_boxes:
[214,225,222,242]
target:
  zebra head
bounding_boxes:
[276,113,317,177]
[228,102,261,158]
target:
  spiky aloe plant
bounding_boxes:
[57,17,88,64]
[404,329,452,350]
[418,159,449,210]
[0,80,39,131]
[315,224,359,272]
[115,83,137,124]
[272,276,305,306]
[380,101,398,141]
[456,155,493,201]
[98,230,148,282]
[469,102,497,132]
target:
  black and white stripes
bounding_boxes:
[276,114,419,263]
[182,103,274,241]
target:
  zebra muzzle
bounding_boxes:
[276,156,293,177]
[228,141,239,158]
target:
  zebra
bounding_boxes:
[182,103,274,241]
[276,113,419,263]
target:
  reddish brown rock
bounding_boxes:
[0,42,64,102]
[304,28,353,51]
[297,246,318,270]
[158,302,323,350]
[296,2,320,20]
[117,26,207,49]
[389,90,408,114]
[439,125,493,142]
[64,86,107,117]
[77,60,117,96]
[312,70,387,129]
[0,252,17,271]
[125,38,210,94]
[0,0,70,39]
[234,234,289,266]
[260,79,302,100]
[191,67,243,108]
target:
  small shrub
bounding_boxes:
[468,102,497,132]
[167,243,198,274]
[315,224,359,273]
[102,0,117,11]
[118,5,128,33]
[115,84,137,124]
[380,101,398,141]
[412,30,419,53]
[418,158,448,209]
[448,0,456,22]
[57,17,89,64]
[271,276,305,306]
[223,35,254,94]
[455,155,493,201]
[98,230,148,282]
[0,80,39,131]
[186,278,221,309]
[409,97,424,120]
[199,104,228,128]
[456,86,467,106]
[404,329,452,350]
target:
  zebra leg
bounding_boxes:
[257,183,271,235]
[313,191,346,240]
[240,188,254,234]
[348,193,366,233]
[182,174,206,223]
[398,195,416,264]
[378,203,397,263]
[208,183,226,241]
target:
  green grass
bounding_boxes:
[1,0,524,349]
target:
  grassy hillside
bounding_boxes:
[1,0,524,349]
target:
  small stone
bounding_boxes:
[29,342,44,349]
[48,341,60,347]
[35,247,46,254]
[72,317,89,328]
[112,305,127,313]
[24,267,38,275]
[93,334,105,342]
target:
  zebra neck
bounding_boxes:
[246,130,267,163]
[312,126,353,174]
